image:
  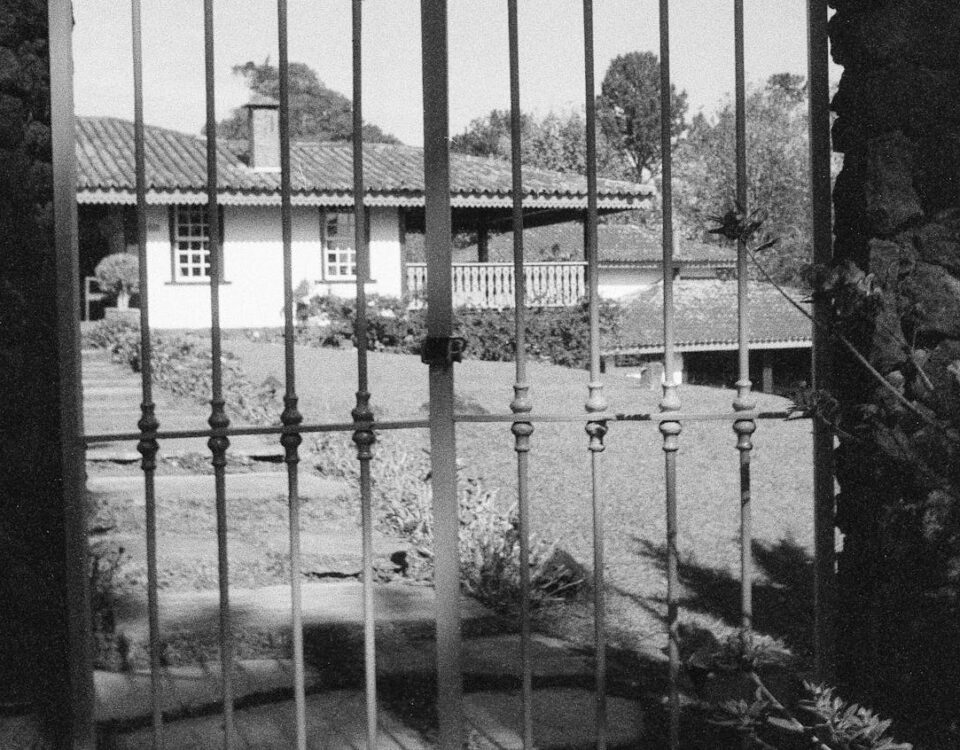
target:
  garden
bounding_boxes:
[81,299,912,748]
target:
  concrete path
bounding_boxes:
[82,347,283,460]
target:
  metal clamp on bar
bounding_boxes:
[420,336,467,365]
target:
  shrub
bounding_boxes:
[297,294,424,351]
[94,252,139,307]
[82,315,140,351]
[296,293,625,369]
[310,434,585,612]
[689,628,913,750]
[89,540,132,671]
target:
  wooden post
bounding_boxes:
[762,352,774,394]
[477,210,489,263]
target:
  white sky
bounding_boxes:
[73,1,838,147]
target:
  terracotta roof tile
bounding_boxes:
[76,116,651,209]
[606,280,812,351]
[450,223,735,264]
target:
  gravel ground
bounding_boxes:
[226,341,818,663]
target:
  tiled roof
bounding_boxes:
[406,223,735,265]
[75,117,651,209]
[451,223,736,264]
[605,280,812,352]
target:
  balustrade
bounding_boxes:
[406,261,586,308]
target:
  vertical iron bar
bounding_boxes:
[350,2,379,747]
[202,3,234,746]
[658,1,681,747]
[421,2,463,747]
[131,1,163,744]
[276,2,307,747]
[582,3,608,747]
[507,2,534,747]
[732,0,756,633]
[807,0,836,684]
[49,1,96,745]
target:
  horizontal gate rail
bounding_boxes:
[83,409,801,444]
[84,409,803,445]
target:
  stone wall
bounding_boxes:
[829,1,960,744]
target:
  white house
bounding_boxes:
[75,103,651,328]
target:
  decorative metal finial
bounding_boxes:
[207,399,230,468]
[352,390,376,460]
[281,394,303,464]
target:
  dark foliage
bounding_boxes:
[214,59,399,144]
[598,50,688,183]
[292,294,624,370]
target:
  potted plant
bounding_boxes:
[94,252,139,315]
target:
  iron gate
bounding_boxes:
[50,0,835,747]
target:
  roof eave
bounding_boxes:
[605,338,813,355]
[76,188,652,210]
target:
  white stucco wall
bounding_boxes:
[144,205,400,328]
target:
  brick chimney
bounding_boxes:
[243,94,280,171]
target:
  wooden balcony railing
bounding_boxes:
[405,261,587,308]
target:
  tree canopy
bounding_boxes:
[450,108,629,179]
[214,60,399,143]
[597,51,688,183]
[674,73,824,286]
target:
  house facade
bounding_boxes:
[76,108,650,328]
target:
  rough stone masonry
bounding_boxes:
[829,1,960,744]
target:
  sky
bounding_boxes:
[73,1,838,147]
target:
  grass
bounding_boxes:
[226,340,816,661]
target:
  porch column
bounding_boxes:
[105,205,126,255]
[761,352,774,394]
[476,210,489,263]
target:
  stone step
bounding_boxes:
[111,581,495,649]
[95,659,320,724]
[464,689,642,749]
[102,688,430,750]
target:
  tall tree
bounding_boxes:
[597,51,688,183]
[450,108,629,179]
[674,74,818,285]
[214,59,399,143]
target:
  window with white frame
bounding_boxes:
[171,205,213,281]
[323,210,357,280]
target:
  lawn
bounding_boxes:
[226,340,817,661]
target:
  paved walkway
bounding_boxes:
[84,347,645,748]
